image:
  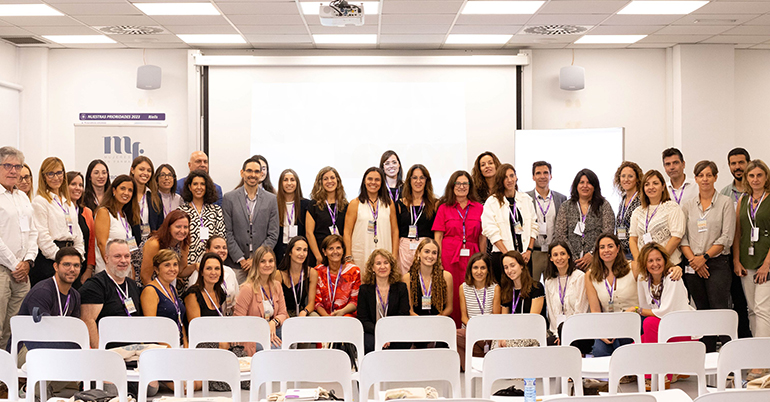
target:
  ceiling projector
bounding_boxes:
[319,0,365,27]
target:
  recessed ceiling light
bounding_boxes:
[575,35,647,44]
[43,35,116,44]
[461,1,545,15]
[618,1,709,15]
[445,34,513,44]
[132,2,220,16]
[177,34,246,44]
[300,2,379,15]
[0,4,63,16]
[313,34,377,44]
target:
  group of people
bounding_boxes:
[0,144,767,380]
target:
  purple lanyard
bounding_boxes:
[620,192,637,219]
[645,204,661,232]
[473,286,487,314]
[536,194,551,220]
[376,285,389,316]
[119,213,131,239]
[140,193,146,220]
[749,192,766,224]
[368,199,379,237]
[411,202,424,224]
[52,276,71,316]
[389,188,399,203]
[326,267,342,312]
[456,204,470,244]
[732,189,741,204]
[579,207,589,238]
[509,200,519,223]
[194,204,206,241]
[109,275,132,316]
[671,183,687,205]
[648,277,662,307]
[419,271,431,297]
[511,288,522,314]
[156,281,182,332]
[326,201,337,229]
[290,270,304,316]
[53,196,73,234]
[244,193,256,224]
[604,276,616,304]
[287,202,296,225]
[261,285,275,311]
[557,276,568,313]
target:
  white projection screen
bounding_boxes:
[207,64,517,195]
[514,127,625,212]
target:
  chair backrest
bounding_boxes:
[250,349,353,402]
[717,338,770,391]
[98,316,180,349]
[359,349,461,402]
[0,350,18,402]
[281,316,364,357]
[9,316,89,362]
[480,346,584,399]
[189,316,270,350]
[694,389,770,402]
[548,395,656,402]
[658,310,738,343]
[465,314,547,372]
[25,349,128,402]
[137,348,240,402]
[374,316,457,351]
[561,312,641,346]
[609,342,707,396]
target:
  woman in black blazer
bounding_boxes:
[358,249,411,354]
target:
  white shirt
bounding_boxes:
[544,270,589,334]
[629,201,686,264]
[481,191,538,253]
[0,185,38,270]
[31,192,85,260]
[637,272,694,317]
[667,179,697,206]
[533,190,556,249]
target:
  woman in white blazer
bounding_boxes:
[482,163,538,283]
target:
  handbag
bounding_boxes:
[747,373,770,389]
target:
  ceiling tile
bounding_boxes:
[743,14,770,25]
[71,15,159,25]
[723,25,770,35]
[148,15,231,26]
[378,34,444,44]
[45,0,125,3]
[0,27,34,35]
[655,25,734,35]
[673,14,757,25]
[235,24,308,34]
[525,14,608,25]
[588,25,663,35]
[49,3,142,16]
[308,25,378,34]
[628,43,675,48]
[637,34,712,43]
[162,25,238,34]
[217,2,300,15]
[228,14,305,25]
[508,35,577,44]
[602,15,684,26]
[750,44,770,50]
[110,34,185,44]
[380,24,451,34]
[0,16,83,26]
[693,2,770,14]
[455,15,533,25]
[245,34,311,43]
[382,1,463,14]
[23,25,100,35]
[450,25,522,34]
[701,34,770,44]
[381,14,456,25]
[539,1,625,14]
[735,43,754,48]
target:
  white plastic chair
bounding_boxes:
[359,349,461,402]
[250,349,354,402]
[137,348,241,402]
[480,346,584,399]
[98,316,180,384]
[548,395,656,402]
[608,342,708,397]
[464,314,547,397]
[188,316,271,390]
[25,349,128,402]
[0,350,18,402]
[561,312,642,381]
[695,389,770,401]
[658,309,738,378]
[281,316,364,356]
[716,338,770,391]
[374,316,457,351]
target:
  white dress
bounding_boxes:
[95,211,132,273]
[351,199,392,267]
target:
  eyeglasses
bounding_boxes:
[244,169,261,175]
[1,163,22,172]
[45,170,64,179]
[454,182,470,188]
[19,175,31,182]
[157,173,174,179]
[411,176,427,182]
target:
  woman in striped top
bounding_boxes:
[456,252,500,371]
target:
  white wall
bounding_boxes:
[0,41,17,83]
[0,42,19,149]
[735,50,770,164]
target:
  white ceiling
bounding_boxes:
[2,0,770,49]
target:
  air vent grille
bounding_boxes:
[523,25,588,36]
[97,26,165,35]
[1,36,47,45]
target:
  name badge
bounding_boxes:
[329,225,338,235]
[421,296,431,310]
[574,221,585,236]
[617,227,627,240]
[408,225,418,239]
[124,297,138,314]
[538,221,547,235]
[127,237,139,251]
[697,218,708,233]
[642,232,653,245]
[65,214,73,226]
[749,246,755,256]
[460,248,470,257]
[200,226,210,240]
[685,265,696,275]
[140,223,151,238]
[284,225,298,243]
[367,220,376,234]
[751,227,760,242]
[19,215,30,232]
[540,242,548,252]
[608,300,615,313]
[556,314,566,326]
[513,221,524,235]
[409,240,419,250]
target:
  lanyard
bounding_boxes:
[645,204,661,233]
[118,213,132,239]
[108,274,132,316]
[140,193,146,221]
[53,195,73,234]
[511,288,522,314]
[194,203,206,242]
[557,275,568,313]
[261,285,275,312]
[287,202,296,225]
[290,269,304,316]
[326,201,337,229]
[579,205,589,238]
[244,191,257,223]
[52,276,71,316]
[473,286,487,314]
[419,271,431,297]
[411,202,425,225]
[732,188,741,204]
[648,277,662,308]
[604,276,616,304]
[389,188,399,203]
[508,201,519,224]
[161,192,172,217]
[155,280,182,331]
[536,193,552,221]
[204,288,223,316]
[748,192,766,228]
[456,204,470,244]
[368,199,379,237]
[620,192,637,220]
[326,267,342,312]
[671,183,688,205]
[376,285,389,317]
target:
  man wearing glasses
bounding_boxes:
[0,147,38,350]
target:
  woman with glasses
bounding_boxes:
[31,157,85,285]
[17,164,33,200]
[155,164,183,218]
[432,170,486,327]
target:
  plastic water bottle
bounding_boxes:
[524,378,536,402]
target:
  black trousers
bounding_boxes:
[683,254,733,352]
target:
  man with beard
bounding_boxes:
[719,147,753,339]
[79,239,143,348]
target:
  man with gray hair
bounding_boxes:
[0,146,37,348]
[79,239,143,348]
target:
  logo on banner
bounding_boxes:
[103,136,144,163]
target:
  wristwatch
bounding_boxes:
[704,253,711,260]
[24,259,34,269]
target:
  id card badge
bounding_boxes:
[140,223,151,238]
[124,297,138,314]
[617,227,627,240]
[685,265,696,274]
[460,248,470,257]
[200,226,210,241]
[19,215,30,232]
[65,213,73,226]
[556,314,567,326]
[513,221,524,235]
[540,241,548,252]
[538,221,547,235]
[421,296,432,310]
[642,232,653,244]
[697,218,708,233]
[749,246,755,256]
[409,240,419,250]
[408,225,418,239]
[608,301,615,313]
[574,221,585,236]
[751,227,760,242]
[329,225,338,235]
[127,237,139,251]
[367,220,376,234]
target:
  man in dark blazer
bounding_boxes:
[526,161,567,282]
[222,157,279,283]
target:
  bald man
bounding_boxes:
[176,151,223,206]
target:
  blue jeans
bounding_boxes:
[592,337,634,357]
